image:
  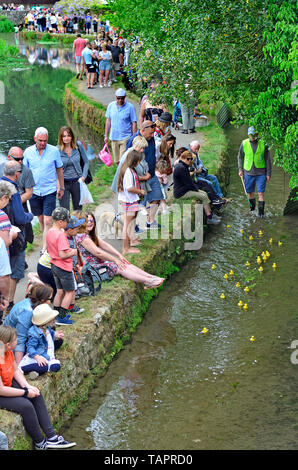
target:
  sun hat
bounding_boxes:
[158,112,172,123]
[32,304,59,326]
[66,215,85,230]
[52,207,70,222]
[248,126,257,135]
[115,88,126,97]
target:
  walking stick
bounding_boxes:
[240,174,252,209]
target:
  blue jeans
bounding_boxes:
[196,174,223,198]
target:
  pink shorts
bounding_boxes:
[120,201,140,212]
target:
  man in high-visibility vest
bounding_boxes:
[238,127,271,217]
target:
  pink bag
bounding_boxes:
[98,143,113,166]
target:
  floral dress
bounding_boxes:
[76,233,118,276]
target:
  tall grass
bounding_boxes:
[0,15,14,33]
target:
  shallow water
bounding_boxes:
[63,125,298,450]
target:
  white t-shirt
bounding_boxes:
[118,168,139,204]
[0,238,11,276]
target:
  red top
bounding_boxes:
[0,350,15,387]
[73,37,87,56]
[46,228,73,272]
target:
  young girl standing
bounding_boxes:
[0,325,75,449]
[117,151,145,255]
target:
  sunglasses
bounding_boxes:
[144,124,156,129]
[9,155,24,162]
[186,157,193,162]
[116,96,125,100]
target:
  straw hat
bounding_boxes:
[32,304,59,326]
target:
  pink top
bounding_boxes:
[46,228,73,272]
[73,37,87,56]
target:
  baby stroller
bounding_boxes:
[173,100,182,130]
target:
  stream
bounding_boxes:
[1,34,297,451]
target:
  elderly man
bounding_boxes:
[188,140,227,201]
[126,120,164,229]
[104,88,137,165]
[0,146,35,246]
[23,127,64,253]
[1,162,33,308]
[238,127,271,217]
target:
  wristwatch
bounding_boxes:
[60,187,65,191]
[23,387,29,398]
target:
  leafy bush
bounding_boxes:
[0,15,15,33]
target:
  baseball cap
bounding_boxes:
[248,126,257,135]
[115,88,126,97]
[52,207,70,222]
[66,216,85,230]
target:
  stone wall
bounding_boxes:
[0,10,26,25]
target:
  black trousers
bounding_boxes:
[59,180,82,211]
[0,380,56,443]
[194,180,219,202]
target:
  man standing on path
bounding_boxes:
[82,41,96,89]
[126,120,164,229]
[110,38,123,82]
[105,88,137,166]
[0,146,35,248]
[73,33,87,80]
[238,127,271,217]
[23,127,64,254]
[1,162,33,309]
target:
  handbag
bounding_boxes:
[98,143,113,166]
[78,143,93,185]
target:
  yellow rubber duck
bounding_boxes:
[244,286,250,293]
[269,238,273,244]
[250,336,255,342]
[226,224,231,228]
[278,241,283,246]
[249,235,254,241]
[240,229,244,234]
[257,256,262,264]
[265,250,270,257]
[201,327,208,335]
[258,230,263,236]
[235,282,241,288]
[229,270,234,276]
[224,273,229,280]
[220,293,226,299]
[211,264,216,270]
[272,263,277,269]
[243,303,248,310]
[258,266,264,273]
[245,261,250,267]
[238,300,244,307]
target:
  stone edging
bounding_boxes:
[0,78,230,450]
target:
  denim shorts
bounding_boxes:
[10,250,26,280]
[99,60,111,71]
[29,192,57,217]
[244,174,267,193]
[146,174,164,203]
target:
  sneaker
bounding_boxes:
[28,371,39,380]
[212,198,226,207]
[108,81,112,86]
[146,221,161,229]
[99,84,103,88]
[46,435,76,449]
[34,438,47,450]
[135,224,144,234]
[69,305,84,314]
[207,215,221,225]
[55,315,75,326]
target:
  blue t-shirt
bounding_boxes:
[105,101,137,141]
[82,47,93,65]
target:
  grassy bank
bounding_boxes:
[20,30,94,46]
[0,37,27,70]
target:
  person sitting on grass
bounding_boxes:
[0,325,76,449]
[19,304,63,380]
[74,210,165,290]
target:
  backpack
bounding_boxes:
[3,201,26,256]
